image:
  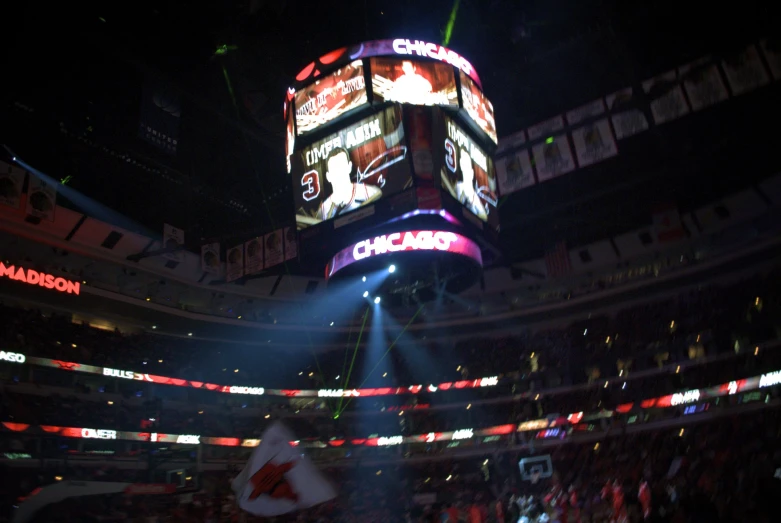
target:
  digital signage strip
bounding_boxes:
[2,369,777,449]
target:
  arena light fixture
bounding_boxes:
[374,296,381,304]
[363,291,369,298]
[388,264,396,273]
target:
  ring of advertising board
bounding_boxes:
[325,229,483,279]
[459,70,497,144]
[436,114,498,229]
[294,60,368,136]
[370,58,458,107]
[292,105,411,229]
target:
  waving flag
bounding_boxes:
[231,422,336,516]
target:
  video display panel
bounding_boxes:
[295,60,368,136]
[293,106,411,229]
[459,70,498,144]
[285,101,295,173]
[371,58,458,107]
[439,114,498,229]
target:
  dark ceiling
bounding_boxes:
[3,0,779,261]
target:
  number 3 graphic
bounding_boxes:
[444,138,457,173]
[301,170,321,202]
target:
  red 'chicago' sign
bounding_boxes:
[0,263,81,295]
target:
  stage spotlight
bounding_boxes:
[374,296,381,304]
[362,276,367,282]
[363,291,369,298]
[388,265,396,274]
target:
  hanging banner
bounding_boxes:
[139,79,181,155]
[264,230,284,269]
[526,115,565,142]
[678,58,729,112]
[226,245,244,283]
[721,45,770,96]
[570,118,618,169]
[531,134,575,182]
[496,129,527,156]
[759,39,781,80]
[163,224,184,262]
[244,238,263,275]
[0,163,26,209]
[653,204,686,243]
[200,243,220,275]
[565,99,606,126]
[642,71,690,125]
[26,173,56,222]
[605,88,649,140]
[284,227,297,261]
[496,148,535,196]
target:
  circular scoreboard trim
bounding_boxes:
[326,229,483,280]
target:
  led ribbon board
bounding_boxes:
[326,229,482,279]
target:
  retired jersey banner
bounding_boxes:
[284,227,297,261]
[232,422,336,517]
[605,88,649,140]
[226,245,244,283]
[0,163,26,209]
[678,58,729,112]
[642,71,690,125]
[264,230,284,269]
[570,118,618,169]
[721,45,770,96]
[244,238,263,275]
[496,148,535,196]
[26,173,56,222]
[163,224,184,262]
[201,243,220,275]
[565,98,606,126]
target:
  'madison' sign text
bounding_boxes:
[0,263,80,295]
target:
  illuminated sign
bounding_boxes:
[0,351,25,363]
[452,429,473,440]
[391,39,475,80]
[295,60,367,136]
[318,389,360,398]
[227,386,265,396]
[670,389,701,406]
[377,435,403,446]
[459,70,497,144]
[81,428,117,440]
[760,370,781,388]
[103,368,134,380]
[176,435,201,445]
[0,263,80,295]
[371,57,458,107]
[327,230,482,279]
[479,377,498,387]
[292,106,410,230]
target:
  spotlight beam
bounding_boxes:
[339,304,425,413]
[337,306,370,416]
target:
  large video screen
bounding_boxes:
[439,114,498,228]
[371,58,458,107]
[295,60,368,136]
[459,70,498,144]
[293,106,411,229]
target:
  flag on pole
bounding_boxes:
[544,241,572,279]
[232,422,336,517]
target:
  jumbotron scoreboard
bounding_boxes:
[285,39,500,303]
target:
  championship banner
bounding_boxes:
[605,87,649,140]
[570,118,618,169]
[244,238,263,275]
[232,422,336,517]
[200,243,220,275]
[0,163,25,209]
[565,98,606,126]
[162,224,184,262]
[264,230,284,269]
[496,148,535,196]
[495,129,527,156]
[721,45,770,96]
[294,60,367,135]
[531,134,575,182]
[642,70,690,125]
[283,227,297,261]
[653,204,686,243]
[25,173,56,222]
[759,39,781,80]
[678,58,729,112]
[226,245,244,283]
[526,115,565,142]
